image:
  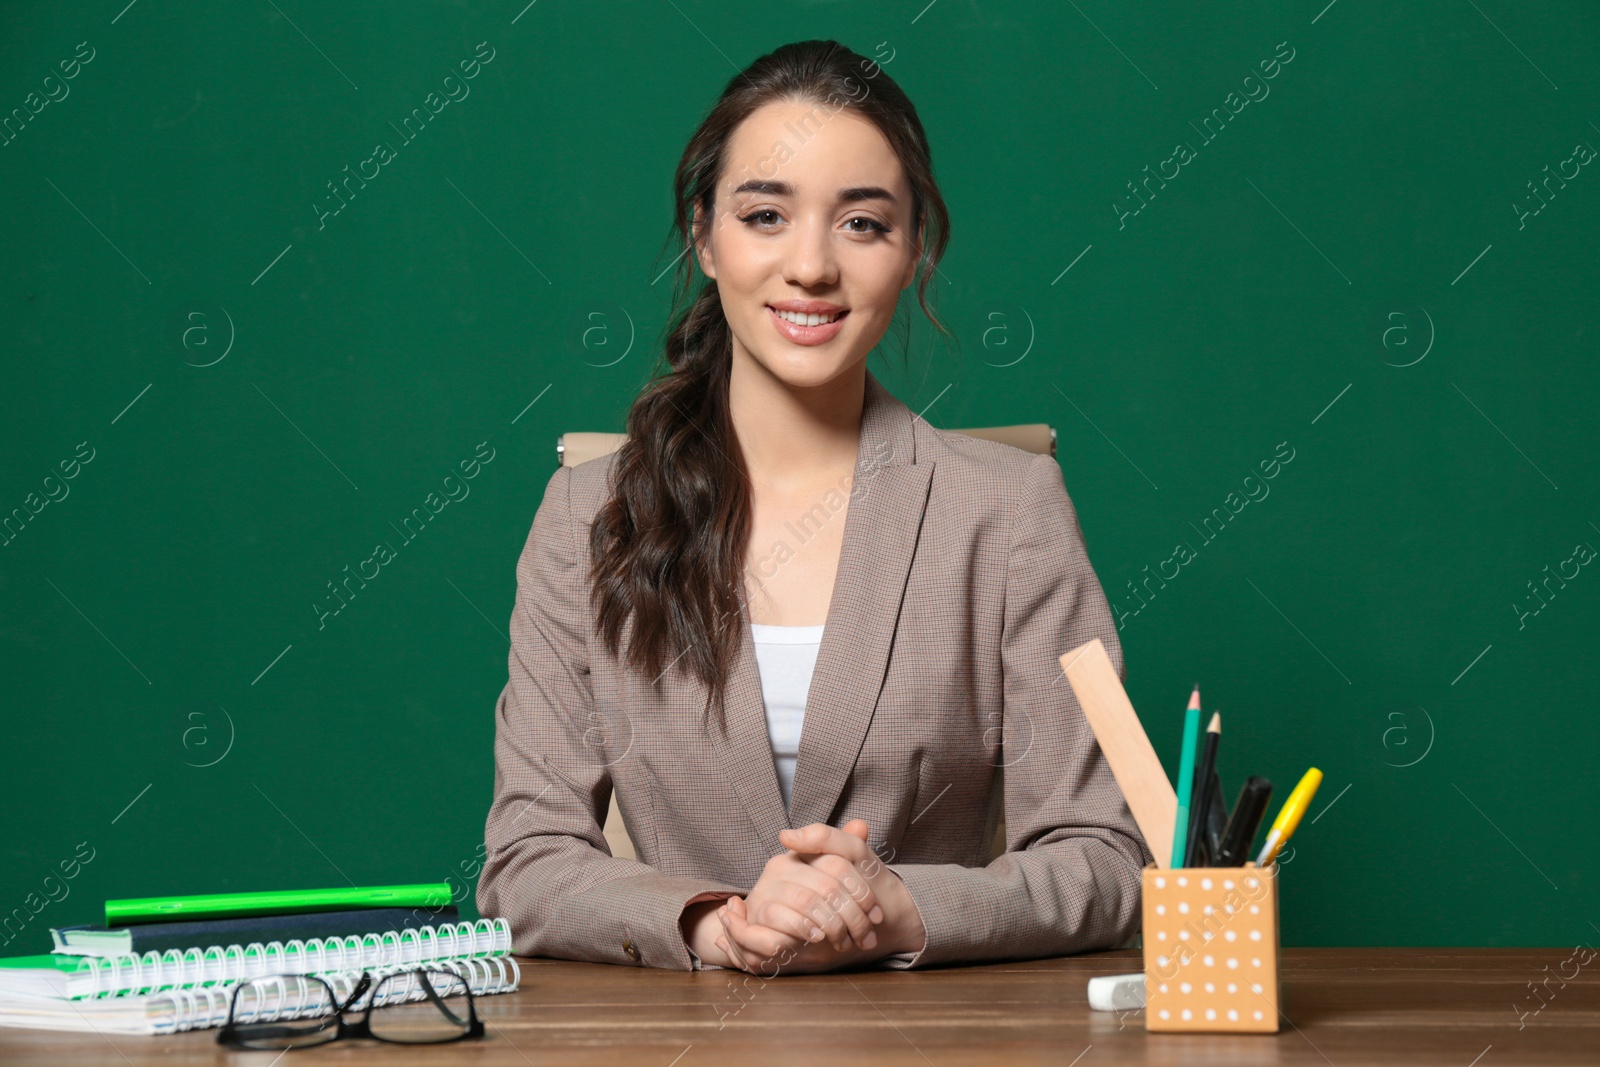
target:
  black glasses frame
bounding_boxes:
[216,967,486,1050]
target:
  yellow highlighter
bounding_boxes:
[1255,767,1322,867]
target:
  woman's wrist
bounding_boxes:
[680,896,736,967]
[887,912,927,957]
[877,869,927,957]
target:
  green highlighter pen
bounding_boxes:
[105,883,452,926]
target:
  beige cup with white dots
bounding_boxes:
[1140,862,1281,1032]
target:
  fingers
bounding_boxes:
[731,890,815,951]
[719,897,796,968]
[716,931,752,972]
[805,852,884,924]
[715,899,755,971]
[759,900,835,948]
[750,859,878,952]
[779,821,875,867]
[768,823,886,940]
[774,848,883,927]
[747,822,887,952]
[796,853,883,938]
[745,893,824,947]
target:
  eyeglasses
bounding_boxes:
[217,968,486,1050]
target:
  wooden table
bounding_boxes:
[1,949,1593,1064]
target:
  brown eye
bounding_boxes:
[739,210,782,228]
[845,217,890,235]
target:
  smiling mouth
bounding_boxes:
[769,307,849,326]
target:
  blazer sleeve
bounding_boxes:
[881,452,1154,968]
[476,464,745,970]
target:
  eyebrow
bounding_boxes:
[730,179,898,206]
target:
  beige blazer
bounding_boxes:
[477,370,1153,971]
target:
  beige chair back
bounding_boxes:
[558,424,1054,467]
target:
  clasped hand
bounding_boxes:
[705,819,924,975]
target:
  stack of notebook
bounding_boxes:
[0,883,520,1035]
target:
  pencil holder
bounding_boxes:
[1140,862,1281,1033]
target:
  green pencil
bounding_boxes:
[1171,685,1201,868]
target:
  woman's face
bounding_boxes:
[695,99,921,393]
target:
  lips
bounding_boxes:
[767,305,849,346]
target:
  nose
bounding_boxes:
[781,214,839,289]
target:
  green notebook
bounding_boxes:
[104,883,451,926]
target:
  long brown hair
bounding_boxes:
[587,39,952,723]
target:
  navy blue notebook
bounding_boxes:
[50,905,460,956]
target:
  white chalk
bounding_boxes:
[1087,972,1146,1012]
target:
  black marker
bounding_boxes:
[1203,772,1229,863]
[1215,776,1273,866]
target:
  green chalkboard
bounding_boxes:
[3,1,1596,959]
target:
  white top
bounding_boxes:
[749,622,826,811]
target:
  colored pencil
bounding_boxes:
[1170,685,1201,868]
[1184,712,1221,866]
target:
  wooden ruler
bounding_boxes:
[1060,638,1176,868]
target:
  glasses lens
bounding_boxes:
[368,970,473,1043]
[227,975,340,1050]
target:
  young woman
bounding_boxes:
[477,39,1151,975]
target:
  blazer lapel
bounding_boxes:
[710,372,933,847]
[789,374,932,828]
[711,619,793,850]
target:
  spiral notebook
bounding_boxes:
[0,917,511,1000]
[0,956,521,1035]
